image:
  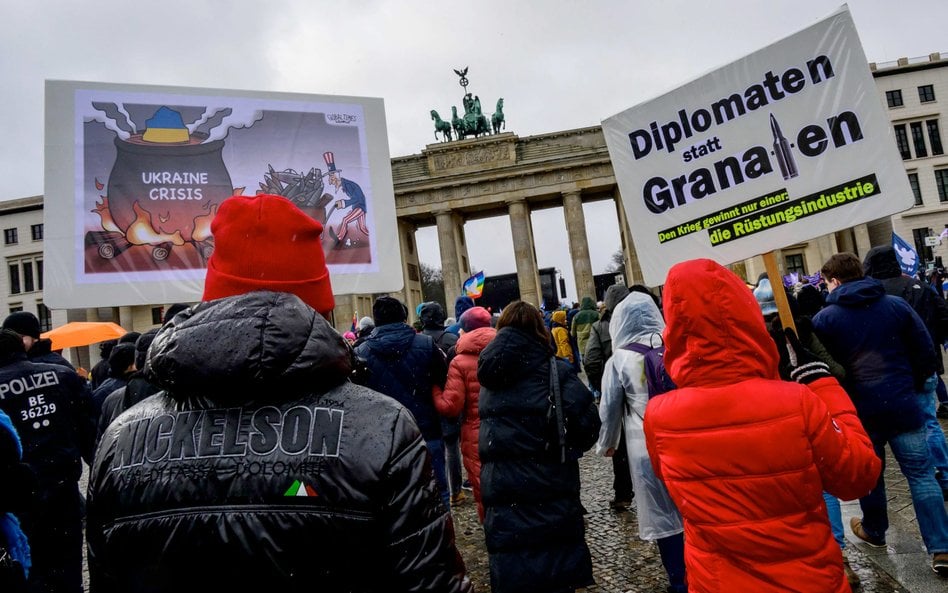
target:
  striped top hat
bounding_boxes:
[323,151,341,175]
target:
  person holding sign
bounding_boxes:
[644,258,881,592]
[813,253,948,576]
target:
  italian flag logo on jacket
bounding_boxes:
[284,479,318,497]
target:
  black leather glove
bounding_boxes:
[772,327,832,384]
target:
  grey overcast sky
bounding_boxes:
[2,0,945,301]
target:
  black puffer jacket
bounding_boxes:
[95,373,161,443]
[87,291,472,593]
[864,245,948,374]
[477,326,600,593]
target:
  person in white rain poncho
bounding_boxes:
[596,292,687,593]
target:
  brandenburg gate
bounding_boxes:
[333,127,643,326]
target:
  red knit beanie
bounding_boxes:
[202,194,334,316]
[459,306,492,332]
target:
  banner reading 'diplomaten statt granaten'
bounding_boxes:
[602,5,912,286]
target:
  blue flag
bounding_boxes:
[892,232,919,277]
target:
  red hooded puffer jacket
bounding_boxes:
[644,259,880,593]
[438,326,495,520]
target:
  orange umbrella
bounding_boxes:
[41,322,128,350]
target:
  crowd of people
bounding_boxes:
[0,192,947,592]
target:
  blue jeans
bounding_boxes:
[859,425,948,554]
[823,492,845,549]
[443,431,463,495]
[426,438,450,507]
[921,382,948,488]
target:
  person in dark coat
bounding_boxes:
[96,329,161,443]
[0,329,95,593]
[478,301,601,593]
[2,312,74,370]
[354,296,451,506]
[419,301,464,504]
[90,343,136,425]
[87,194,472,593]
[351,316,375,349]
[420,301,459,353]
[583,284,634,510]
[89,339,117,390]
[446,296,476,335]
[814,253,948,574]
[864,245,948,496]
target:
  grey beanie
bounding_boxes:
[603,285,630,313]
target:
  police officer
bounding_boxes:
[0,329,95,593]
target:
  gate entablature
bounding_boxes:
[392,126,616,223]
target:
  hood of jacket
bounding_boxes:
[863,245,903,280]
[478,326,551,390]
[573,296,600,326]
[358,321,419,359]
[456,326,495,356]
[145,291,351,404]
[454,296,476,319]
[551,310,567,326]
[662,259,779,388]
[29,338,55,357]
[420,301,447,329]
[603,285,630,313]
[610,292,665,348]
[825,276,886,307]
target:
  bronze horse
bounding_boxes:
[492,98,505,134]
[430,110,453,142]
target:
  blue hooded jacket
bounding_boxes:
[813,277,936,436]
[354,323,447,440]
[446,296,476,335]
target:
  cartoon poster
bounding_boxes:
[45,81,402,308]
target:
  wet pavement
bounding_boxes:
[451,453,910,592]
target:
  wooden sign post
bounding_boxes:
[762,251,797,334]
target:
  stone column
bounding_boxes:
[397,219,425,319]
[614,192,642,285]
[435,209,463,311]
[835,229,856,255]
[853,223,872,258]
[815,233,839,267]
[118,306,133,331]
[562,190,595,300]
[507,198,542,306]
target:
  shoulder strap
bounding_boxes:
[620,342,652,355]
[549,357,566,464]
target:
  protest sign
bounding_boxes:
[602,6,913,286]
[44,81,401,308]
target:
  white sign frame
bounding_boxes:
[45,80,402,308]
[602,6,912,286]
